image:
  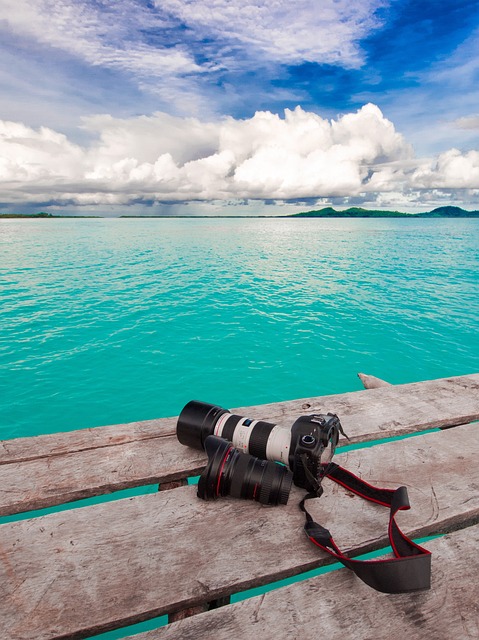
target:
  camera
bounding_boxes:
[177,401,344,497]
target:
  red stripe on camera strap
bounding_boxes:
[300,463,431,593]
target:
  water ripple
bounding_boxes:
[1,217,478,439]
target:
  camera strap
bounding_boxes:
[300,462,432,593]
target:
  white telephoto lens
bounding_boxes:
[265,425,291,464]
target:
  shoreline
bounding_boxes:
[2,205,479,220]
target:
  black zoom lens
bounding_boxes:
[197,436,293,506]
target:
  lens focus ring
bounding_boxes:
[248,421,276,459]
[258,462,292,505]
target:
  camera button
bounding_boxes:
[301,435,316,447]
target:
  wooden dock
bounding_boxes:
[1,373,478,639]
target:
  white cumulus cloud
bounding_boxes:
[0,119,85,183]
[412,149,479,189]
[1,104,479,210]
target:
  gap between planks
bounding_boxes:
[2,374,478,466]
[1,374,479,516]
[128,524,479,640]
[1,423,477,640]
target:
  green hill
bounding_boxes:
[418,206,479,217]
[290,206,479,218]
[291,207,409,218]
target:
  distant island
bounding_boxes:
[289,206,479,218]
[0,212,100,218]
[0,212,57,218]
[1,206,479,219]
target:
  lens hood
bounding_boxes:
[197,435,232,500]
[176,400,228,450]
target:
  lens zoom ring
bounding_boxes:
[222,414,243,442]
[248,421,276,459]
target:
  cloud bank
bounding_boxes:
[1,0,391,120]
[4,0,386,74]
[1,104,478,211]
[2,0,200,77]
[156,0,386,68]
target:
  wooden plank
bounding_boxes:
[357,372,392,388]
[2,374,478,464]
[132,525,479,640]
[1,374,478,516]
[0,436,207,516]
[1,423,478,640]
[0,417,177,465]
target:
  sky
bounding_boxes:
[1,0,479,215]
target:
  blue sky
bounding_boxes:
[1,0,478,215]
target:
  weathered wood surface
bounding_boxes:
[2,374,477,464]
[132,525,479,640]
[0,417,177,464]
[1,423,477,640]
[357,372,391,388]
[1,374,479,516]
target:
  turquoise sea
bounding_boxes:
[1,217,478,441]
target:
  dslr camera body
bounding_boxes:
[287,413,343,492]
[177,400,344,504]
